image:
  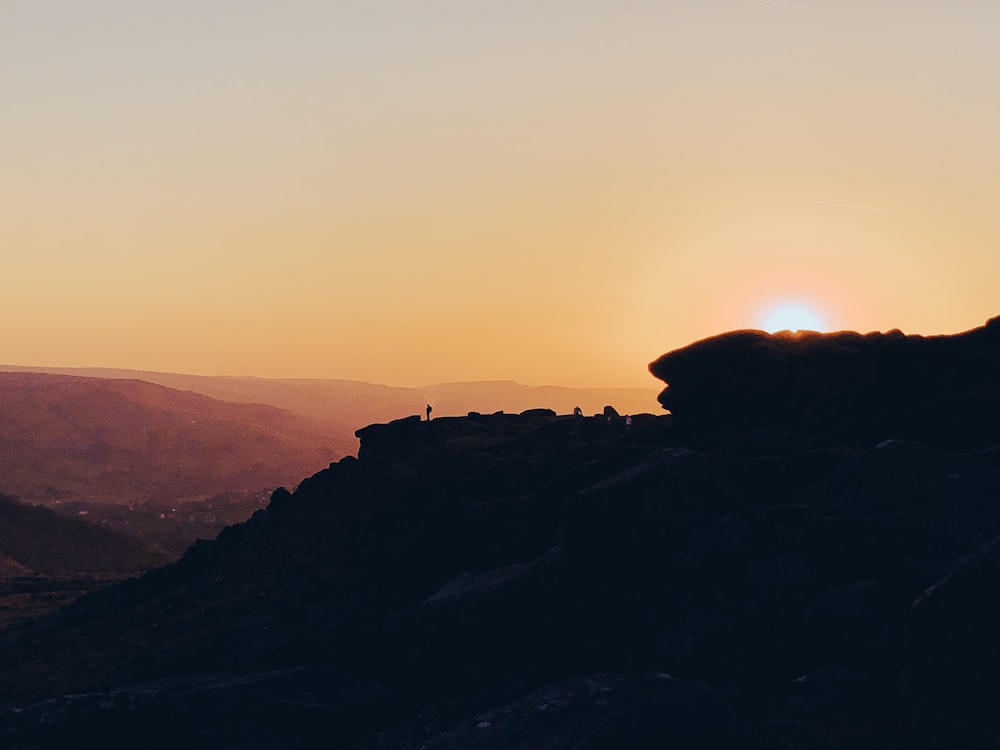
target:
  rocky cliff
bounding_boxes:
[3,320,1000,749]
[649,315,1000,449]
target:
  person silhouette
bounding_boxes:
[426,403,433,421]
[573,406,583,418]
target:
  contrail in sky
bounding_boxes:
[795,199,915,214]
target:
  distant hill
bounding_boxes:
[0,494,165,575]
[0,366,661,433]
[0,372,351,506]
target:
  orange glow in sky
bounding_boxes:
[3,2,999,388]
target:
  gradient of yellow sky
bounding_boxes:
[3,1,999,388]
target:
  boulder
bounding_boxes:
[520,408,557,418]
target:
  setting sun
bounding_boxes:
[758,302,827,333]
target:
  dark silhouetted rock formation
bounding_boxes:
[649,317,1000,449]
[3,319,1000,748]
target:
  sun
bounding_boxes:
[758,301,827,333]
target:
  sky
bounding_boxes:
[3,1,999,388]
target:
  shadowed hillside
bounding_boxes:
[0,495,166,575]
[0,372,351,506]
[4,320,1000,748]
[0,494,168,628]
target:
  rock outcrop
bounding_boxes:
[649,317,1000,449]
[3,319,1000,748]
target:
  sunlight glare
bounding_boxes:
[759,302,826,333]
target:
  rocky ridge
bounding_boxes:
[3,319,1000,748]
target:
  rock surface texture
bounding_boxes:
[3,319,1000,748]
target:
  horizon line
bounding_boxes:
[0,364,659,393]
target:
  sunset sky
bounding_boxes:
[4,1,999,388]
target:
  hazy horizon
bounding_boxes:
[5,308,996,390]
[5,1,998,388]
[0,361,662,392]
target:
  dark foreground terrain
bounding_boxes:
[4,318,1000,749]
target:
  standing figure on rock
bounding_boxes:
[573,406,583,418]
[425,403,433,421]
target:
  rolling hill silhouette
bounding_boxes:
[0,365,659,435]
[0,372,350,507]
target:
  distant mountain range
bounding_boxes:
[0,366,659,510]
[0,365,661,431]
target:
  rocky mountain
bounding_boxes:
[4,319,1000,748]
[0,372,351,506]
